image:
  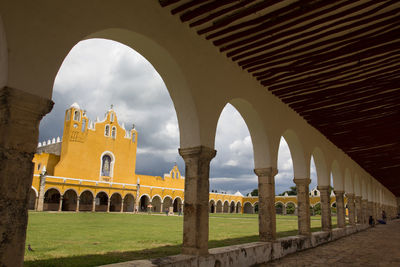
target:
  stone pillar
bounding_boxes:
[355,196,362,223]
[76,197,80,212]
[255,167,277,241]
[361,199,368,224]
[0,87,53,266]
[36,174,47,211]
[92,198,96,212]
[294,178,311,235]
[120,200,124,213]
[346,193,356,225]
[334,191,346,228]
[160,202,164,213]
[318,186,331,232]
[34,197,39,210]
[367,201,373,221]
[58,195,63,212]
[107,199,111,212]
[283,204,287,215]
[179,146,216,256]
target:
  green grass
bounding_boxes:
[24,212,337,267]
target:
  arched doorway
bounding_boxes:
[173,197,182,212]
[79,190,94,211]
[223,201,229,213]
[62,189,78,211]
[44,188,61,211]
[209,200,215,213]
[275,202,284,215]
[254,202,259,214]
[110,193,122,212]
[243,202,253,214]
[230,201,235,213]
[286,202,296,215]
[152,196,162,212]
[95,192,109,212]
[163,196,173,213]
[139,195,150,212]
[28,188,37,210]
[216,200,223,213]
[236,202,241,213]
[123,194,135,212]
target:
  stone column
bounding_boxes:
[367,201,373,221]
[317,186,331,232]
[58,195,64,212]
[34,197,39,210]
[0,87,53,266]
[346,193,356,225]
[179,146,216,256]
[334,191,346,228]
[92,198,96,212]
[36,174,47,211]
[160,202,164,213]
[294,178,311,235]
[120,200,124,213]
[355,196,362,223]
[107,199,111,212]
[255,167,278,241]
[282,204,287,215]
[76,197,80,212]
[361,199,368,224]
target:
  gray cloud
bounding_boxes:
[39,39,316,196]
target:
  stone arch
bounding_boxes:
[243,202,253,214]
[236,202,241,213]
[216,200,223,213]
[28,187,37,210]
[123,193,135,212]
[139,194,150,212]
[0,15,7,89]
[344,168,354,194]
[225,98,272,168]
[95,191,109,212]
[275,202,284,215]
[230,201,236,213]
[43,188,61,211]
[285,202,296,215]
[209,199,216,213]
[62,189,78,211]
[254,202,259,213]
[151,195,162,212]
[163,196,173,211]
[223,200,229,213]
[110,193,122,212]
[173,197,182,212]
[79,190,94,211]
[331,160,344,190]
[311,147,329,186]
[281,129,308,178]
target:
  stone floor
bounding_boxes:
[259,220,400,266]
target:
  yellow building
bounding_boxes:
[29,104,344,215]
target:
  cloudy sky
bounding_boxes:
[39,39,317,195]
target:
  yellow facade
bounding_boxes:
[30,104,345,215]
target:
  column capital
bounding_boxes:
[293,178,311,186]
[179,146,216,161]
[334,190,345,196]
[254,167,278,178]
[317,185,330,191]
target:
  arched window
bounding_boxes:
[73,110,80,121]
[37,163,41,171]
[81,119,86,132]
[66,110,71,121]
[172,172,175,179]
[110,112,114,122]
[111,126,116,139]
[132,132,136,142]
[101,155,112,177]
[105,125,110,136]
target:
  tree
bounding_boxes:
[250,189,258,196]
[279,186,297,196]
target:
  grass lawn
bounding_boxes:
[25,212,338,266]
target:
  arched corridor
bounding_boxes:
[28,188,37,210]
[243,202,254,214]
[95,192,108,212]
[61,189,78,211]
[123,194,135,212]
[151,196,162,213]
[173,197,182,213]
[110,193,122,212]
[79,191,94,212]
[43,189,61,211]
[139,195,150,212]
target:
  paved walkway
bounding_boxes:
[260,220,400,266]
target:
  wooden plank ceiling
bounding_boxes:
[159,0,400,196]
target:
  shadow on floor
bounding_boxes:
[24,226,337,267]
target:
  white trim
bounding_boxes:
[285,201,297,208]
[139,194,151,201]
[111,126,117,139]
[216,199,223,205]
[95,191,109,198]
[209,198,216,203]
[110,192,123,199]
[173,196,183,203]
[223,200,229,205]
[45,187,61,195]
[151,194,162,201]
[163,195,173,202]
[230,200,236,205]
[31,186,38,197]
[104,124,110,137]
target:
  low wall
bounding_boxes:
[103,224,370,267]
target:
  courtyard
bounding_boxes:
[25,212,337,266]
